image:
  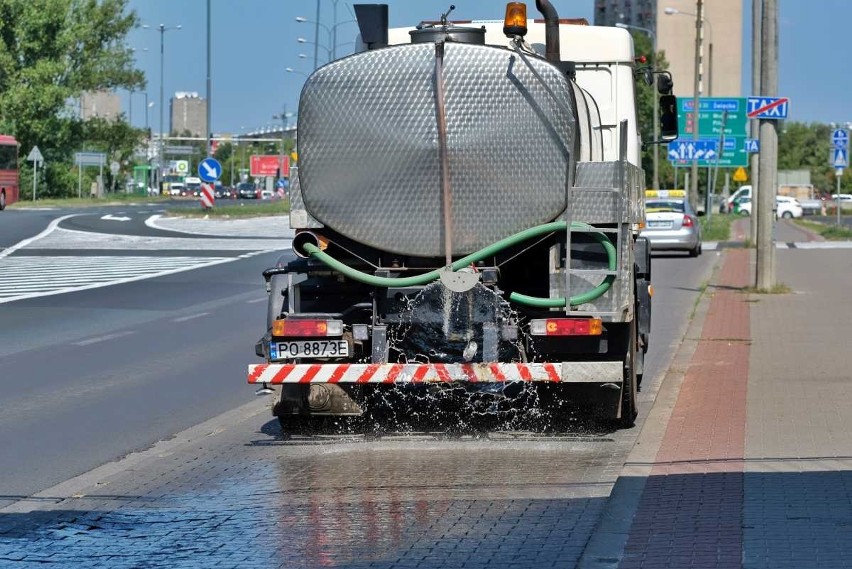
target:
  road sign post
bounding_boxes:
[26,146,44,201]
[198,158,221,210]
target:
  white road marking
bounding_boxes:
[73,330,136,346]
[246,297,268,304]
[0,256,236,304]
[172,312,211,322]
[0,214,78,259]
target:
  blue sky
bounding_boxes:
[124,1,847,135]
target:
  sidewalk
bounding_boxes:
[582,227,852,568]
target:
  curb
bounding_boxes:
[577,250,726,569]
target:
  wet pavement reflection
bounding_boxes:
[0,414,638,568]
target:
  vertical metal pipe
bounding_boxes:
[159,25,164,191]
[434,42,453,266]
[689,0,704,211]
[206,0,212,156]
[313,0,321,69]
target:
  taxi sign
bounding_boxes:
[645,189,686,199]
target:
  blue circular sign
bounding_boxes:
[198,157,222,182]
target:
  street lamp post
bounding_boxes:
[664,3,704,209]
[296,11,356,62]
[297,38,333,64]
[664,7,713,96]
[285,67,311,78]
[615,22,659,191]
[143,23,182,191]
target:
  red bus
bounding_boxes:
[0,135,20,210]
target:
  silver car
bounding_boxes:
[640,196,703,257]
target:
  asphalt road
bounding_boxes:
[0,201,716,511]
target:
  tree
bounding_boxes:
[0,0,143,196]
[777,122,841,195]
[629,31,676,189]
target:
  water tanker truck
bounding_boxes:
[248,1,679,429]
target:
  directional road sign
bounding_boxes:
[679,98,749,138]
[833,129,849,148]
[199,157,222,182]
[667,139,718,164]
[74,151,106,167]
[745,139,760,153]
[668,137,748,167]
[833,147,848,168]
[747,96,789,119]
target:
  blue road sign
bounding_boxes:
[833,129,849,147]
[198,157,222,182]
[833,147,848,168]
[745,139,760,153]
[667,139,719,164]
[746,96,789,119]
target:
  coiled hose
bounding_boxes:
[300,221,616,307]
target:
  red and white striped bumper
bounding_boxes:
[247,362,623,384]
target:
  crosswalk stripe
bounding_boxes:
[0,255,236,304]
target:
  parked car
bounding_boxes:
[237,182,259,199]
[737,195,803,219]
[640,190,702,257]
[830,193,852,203]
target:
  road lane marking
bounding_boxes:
[73,330,136,346]
[172,312,211,322]
[0,214,78,259]
[246,297,268,304]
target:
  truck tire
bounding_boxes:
[618,324,638,428]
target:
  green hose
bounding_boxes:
[301,221,617,307]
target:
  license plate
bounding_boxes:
[646,220,672,228]
[275,340,349,359]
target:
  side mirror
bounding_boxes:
[659,94,679,142]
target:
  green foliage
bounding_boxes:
[628,31,676,189]
[698,212,735,241]
[0,0,143,197]
[778,122,845,195]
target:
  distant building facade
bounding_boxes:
[170,92,207,137]
[594,0,656,32]
[596,0,743,98]
[80,91,121,121]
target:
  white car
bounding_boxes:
[738,196,803,219]
[830,193,852,203]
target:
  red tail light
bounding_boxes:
[682,214,694,227]
[529,318,603,336]
[272,319,343,337]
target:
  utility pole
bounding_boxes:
[206,0,212,156]
[749,0,761,243]
[689,0,704,210]
[313,0,321,70]
[756,0,777,289]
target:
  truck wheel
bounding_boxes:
[618,325,638,428]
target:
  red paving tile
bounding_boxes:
[619,250,751,568]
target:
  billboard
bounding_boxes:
[250,155,290,177]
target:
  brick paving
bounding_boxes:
[606,243,852,569]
